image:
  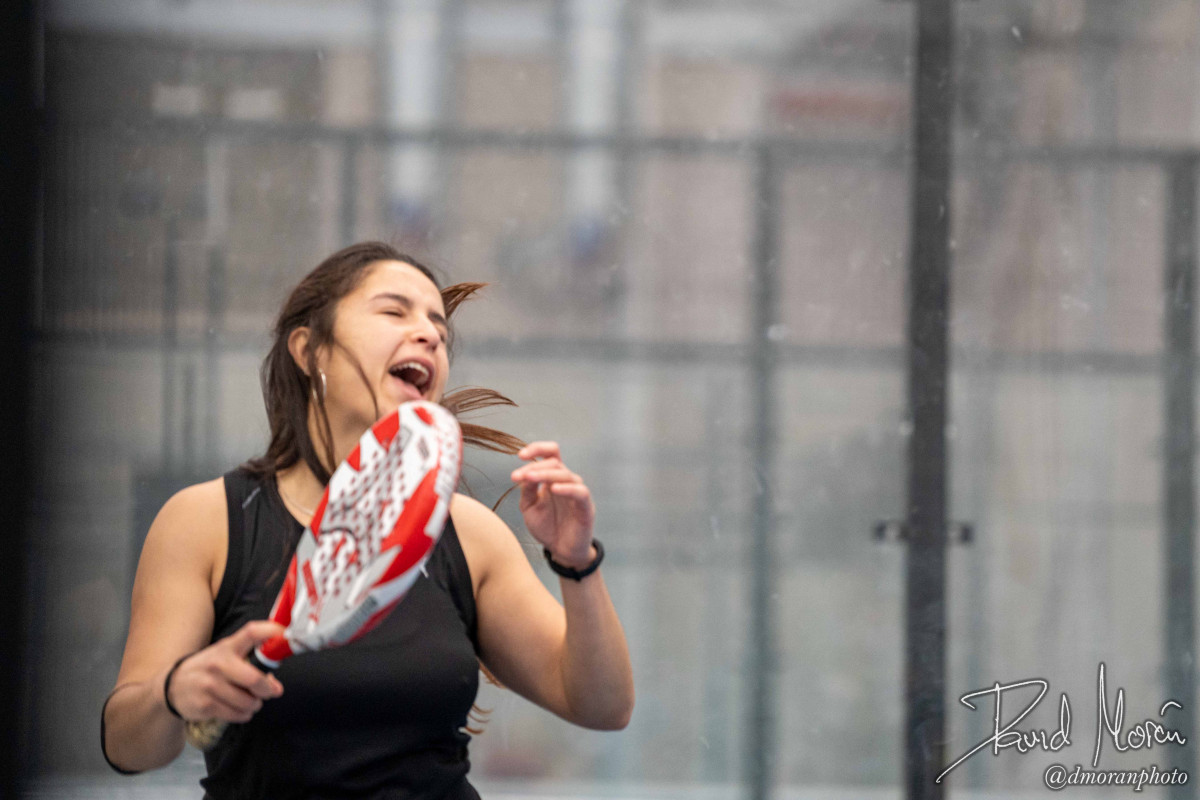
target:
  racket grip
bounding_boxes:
[183,651,275,751]
[185,718,227,751]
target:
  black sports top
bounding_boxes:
[201,467,483,800]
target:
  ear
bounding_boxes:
[287,326,313,376]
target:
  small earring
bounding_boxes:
[320,370,327,396]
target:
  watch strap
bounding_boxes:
[543,538,605,581]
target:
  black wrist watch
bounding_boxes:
[543,539,605,581]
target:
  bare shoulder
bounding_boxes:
[116,476,229,686]
[162,476,226,516]
[450,493,527,597]
[141,476,228,600]
[153,477,226,539]
[450,492,507,533]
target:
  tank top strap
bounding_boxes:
[213,467,262,635]
[429,516,480,656]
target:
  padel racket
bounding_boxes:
[185,400,463,750]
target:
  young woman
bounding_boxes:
[101,242,635,799]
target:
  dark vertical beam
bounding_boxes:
[906,1,954,799]
[1163,156,1197,800]
[746,143,780,800]
[0,0,36,794]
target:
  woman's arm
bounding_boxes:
[452,444,634,730]
[102,479,283,772]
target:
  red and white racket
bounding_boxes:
[185,400,462,750]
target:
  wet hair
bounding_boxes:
[243,241,523,483]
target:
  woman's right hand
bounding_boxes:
[165,620,286,723]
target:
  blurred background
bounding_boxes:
[18,0,1200,798]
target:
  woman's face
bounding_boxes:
[316,260,450,429]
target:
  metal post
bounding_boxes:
[905,1,954,798]
[1163,156,1197,800]
[161,217,179,470]
[204,245,225,470]
[341,136,359,246]
[746,143,779,800]
[183,359,196,473]
[432,0,463,234]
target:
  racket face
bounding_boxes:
[257,401,463,666]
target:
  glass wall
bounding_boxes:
[23,1,1200,798]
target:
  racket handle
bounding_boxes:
[185,719,227,751]
[182,651,275,751]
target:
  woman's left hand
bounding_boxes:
[510,441,596,567]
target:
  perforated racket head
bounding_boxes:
[258,401,463,665]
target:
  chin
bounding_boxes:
[377,400,404,419]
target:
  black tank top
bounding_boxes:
[201,467,483,800]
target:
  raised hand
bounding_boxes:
[510,441,596,568]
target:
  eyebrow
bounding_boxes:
[371,292,448,330]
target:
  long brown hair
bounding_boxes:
[243,241,523,481]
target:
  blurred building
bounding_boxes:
[30,1,1200,796]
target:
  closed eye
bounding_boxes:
[383,309,448,343]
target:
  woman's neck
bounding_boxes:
[280,405,374,518]
[275,461,325,524]
[306,402,371,476]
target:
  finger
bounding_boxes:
[226,620,287,657]
[206,680,264,720]
[199,694,260,725]
[511,457,563,480]
[549,484,594,512]
[513,467,578,485]
[519,480,540,509]
[517,441,561,461]
[514,459,567,474]
[221,657,284,699]
[548,482,591,498]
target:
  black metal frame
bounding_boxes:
[905,2,953,798]
[3,0,36,793]
[1163,156,1197,800]
[747,143,781,800]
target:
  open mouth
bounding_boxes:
[388,360,433,396]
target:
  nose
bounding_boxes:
[410,315,442,348]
